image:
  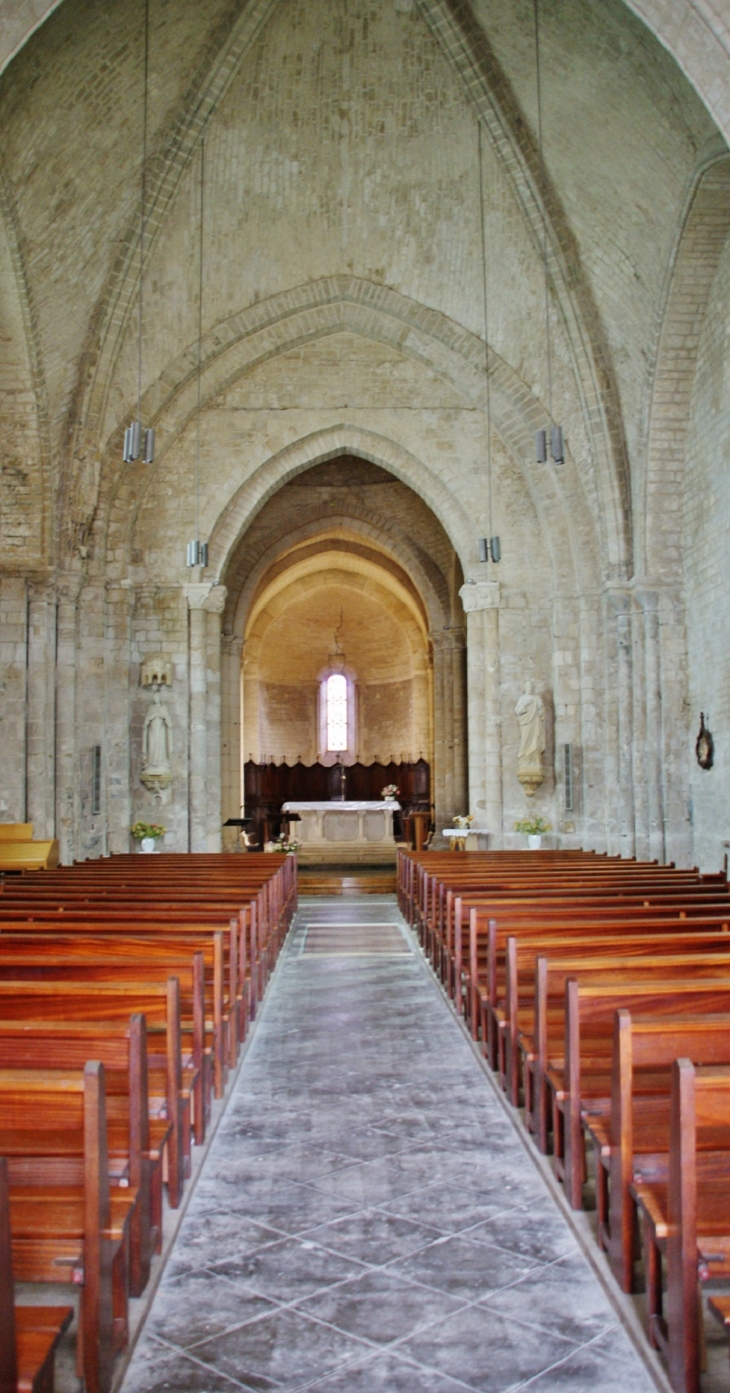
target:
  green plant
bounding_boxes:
[514,815,551,836]
[130,821,166,840]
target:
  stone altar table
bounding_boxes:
[282,800,400,864]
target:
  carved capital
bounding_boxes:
[203,585,228,615]
[429,625,466,652]
[184,582,214,611]
[459,580,500,613]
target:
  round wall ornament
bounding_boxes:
[695,712,714,771]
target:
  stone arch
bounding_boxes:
[242,549,432,766]
[622,1,730,143]
[226,512,453,647]
[0,168,52,565]
[68,0,626,580]
[216,450,468,841]
[642,152,730,579]
[4,1,730,156]
[100,278,598,597]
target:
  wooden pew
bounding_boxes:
[587,1011,730,1295]
[1,1063,135,1393]
[0,979,189,1210]
[631,1059,730,1393]
[502,933,730,1115]
[544,976,730,1209]
[473,913,730,1070]
[0,1015,169,1298]
[0,1156,73,1393]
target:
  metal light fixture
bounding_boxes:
[479,537,501,564]
[186,540,208,569]
[123,0,154,464]
[533,0,564,466]
[186,133,208,570]
[477,121,501,565]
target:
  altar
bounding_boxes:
[281,800,400,864]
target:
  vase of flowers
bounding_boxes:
[130,821,166,852]
[381,785,399,801]
[514,815,551,849]
[453,814,474,830]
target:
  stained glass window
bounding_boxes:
[326,673,348,751]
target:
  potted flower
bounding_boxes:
[130,821,166,853]
[514,815,551,850]
[381,784,399,801]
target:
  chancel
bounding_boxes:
[2,0,730,1389]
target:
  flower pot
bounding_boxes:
[528,834,542,850]
[139,837,157,853]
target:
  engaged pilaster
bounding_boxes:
[458,579,502,847]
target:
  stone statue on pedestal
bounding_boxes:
[140,655,174,798]
[515,679,545,796]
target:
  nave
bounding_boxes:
[120,896,658,1393]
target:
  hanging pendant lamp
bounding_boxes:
[186,133,208,571]
[477,120,500,567]
[533,0,564,466]
[123,0,155,465]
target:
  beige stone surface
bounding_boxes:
[0,0,729,865]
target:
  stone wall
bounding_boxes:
[684,227,730,869]
[0,0,728,864]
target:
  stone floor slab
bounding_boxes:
[119,895,661,1393]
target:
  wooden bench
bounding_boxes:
[631,1060,730,1393]
[0,1014,170,1298]
[0,1155,73,1393]
[543,976,730,1209]
[0,979,189,1210]
[585,1011,730,1295]
[0,1063,136,1393]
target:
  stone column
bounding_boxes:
[0,577,29,825]
[26,582,56,837]
[185,584,211,853]
[459,579,502,847]
[605,588,635,859]
[636,586,666,863]
[104,581,134,854]
[429,625,467,840]
[55,575,83,864]
[221,625,244,852]
[204,585,227,853]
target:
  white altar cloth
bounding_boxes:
[282,800,400,859]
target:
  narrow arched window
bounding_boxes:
[326,672,348,752]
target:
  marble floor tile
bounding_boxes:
[121,1337,252,1391]
[479,1250,618,1346]
[186,1306,373,1390]
[209,1232,367,1302]
[300,1206,443,1265]
[396,1304,580,1392]
[384,1231,541,1301]
[120,895,660,1393]
[513,1326,659,1392]
[301,1348,479,1393]
[141,1269,278,1351]
[295,1267,469,1347]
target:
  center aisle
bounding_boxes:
[121,896,658,1393]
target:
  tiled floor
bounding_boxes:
[120,897,661,1393]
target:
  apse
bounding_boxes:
[243,543,432,768]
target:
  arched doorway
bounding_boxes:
[219,455,468,848]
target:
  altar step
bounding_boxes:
[298,865,397,896]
